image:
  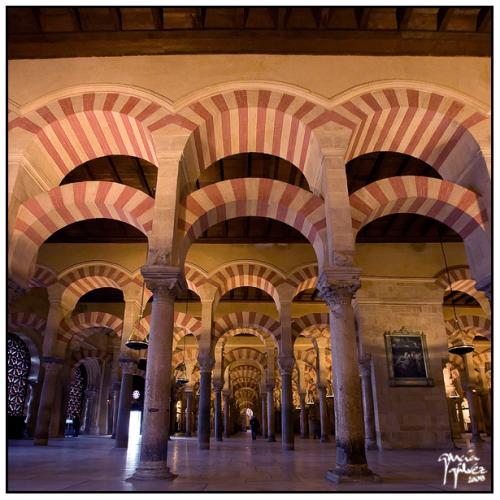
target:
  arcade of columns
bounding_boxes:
[8,76,491,483]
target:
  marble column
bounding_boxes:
[279,356,295,450]
[82,389,98,434]
[33,358,63,446]
[261,395,267,438]
[359,354,377,449]
[223,391,230,438]
[462,353,482,443]
[110,382,121,438]
[115,360,136,448]
[318,270,378,483]
[299,393,309,438]
[185,390,193,437]
[266,384,276,442]
[131,267,179,480]
[214,384,223,441]
[479,390,491,436]
[24,380,39,437]
[318,385,330,443]
[197,358,214,450]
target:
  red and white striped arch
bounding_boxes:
[59,262,145,307]
[184,263,209,297]
[217,327,271,346]
[9,181,154,286]
[292,313,329,339]
[211,261,286,306]
[8,91,162,189]
[445,315,491,340]
[224,347,267,367]
[350,176,488,240]
[59,311,123,343]
[137,312,202,344]
[8,312,46,335]
[178,178,326,267]
[335,87,488,175]
[214,311,280,343]
[288,263,319,297]
[29,264,58,288]
[174,89,332,196]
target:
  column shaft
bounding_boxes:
[359,355,377,449]
[223,393,230,438]
[318,386,330,443]
[115,369,134,448]
[198,371,212,449]
[33,360,62,446]
[261,396,267,438]
[131,278,177,480]
[214,389,223,441]
[300,394,309,438]
[185,391,193,437]
[280,373,294,450]
[267,388,276,442]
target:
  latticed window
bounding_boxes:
[7,334,31,417]
[66,364,87,419]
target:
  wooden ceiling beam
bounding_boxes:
[107,156,123,184]
[438,7,455,31]
[477,7,492,33]
[8,28,490,58]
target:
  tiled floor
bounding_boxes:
[7,433,492,492]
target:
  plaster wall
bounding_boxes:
[356,280,452,449]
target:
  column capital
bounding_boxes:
[278,355,295,376]
[213,380,223,392]
[317,267,361,312]
[119,358,137,375]
[141,264,184,298]
[197,355,215,374]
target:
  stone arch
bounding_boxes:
[210,260,286,307]
[137,312,202,344]
[8,90,164,191]
[8,311,46,337]
[445,315,491,341]
[288,263,319,298]
[216,327,270,348]
[9,181,154,286]
[214,312,280,344]
[224,347,267,367]
[332,83,489,188]
[292,313,329,340]
[183,262,209,298]
[29,264,57,288]
[434,265,490,317]
[177,178,326,268]
[350,176,490,282]
[173,86,332,197]
[59,312,123,344]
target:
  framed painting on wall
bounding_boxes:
[384,327,434,386]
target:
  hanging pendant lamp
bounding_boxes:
[125,281,148,351]
[440,240,474,357]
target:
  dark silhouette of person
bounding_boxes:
[73,414,80,437]
[249,416,260,440]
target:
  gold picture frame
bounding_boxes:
[384,326,434,387]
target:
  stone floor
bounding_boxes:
[7,433,492,492]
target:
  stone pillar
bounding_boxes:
[185,390,193,437]
[318,269,378,483]
[266,384,276,442]
[33,358,63,446]
[261,395,267,438]
[24,380,39,437]
[299,393,309,438]
[115,360,136,448]
[318,385,330,443]
[214,384,223,442]
[223,391,231,438]
[479,390,491,436]
[82,389,98,434]
[446,397,463,441]
[110,382,121,438]
[457,398,466,432]
[130,267,179,480]
[462,353,482,443]
[278,357,294,450]
[359,354,377,449]
[197,358,214,450]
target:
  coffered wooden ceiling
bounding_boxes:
[8,7,491,59]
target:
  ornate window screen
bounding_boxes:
[66,364,87,419]
[7,334,31,416]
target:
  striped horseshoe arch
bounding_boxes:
[350,176,488,240]
[292,313,329,339]
[175,89,331,196]
[333,87,488,180]
[8,91,162,189]
[9,181,154,286]
[214,311,280,343]
[137,312,202,343]
[59,312,123,343]
[445,315,491,340]
[178,178,327,268]
[8,312,46,336]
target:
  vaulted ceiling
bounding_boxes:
[8,7,491,59]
